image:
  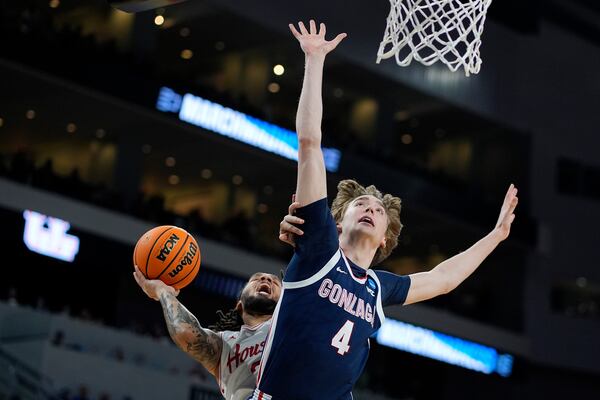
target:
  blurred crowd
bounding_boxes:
[0,150,274,257]
[4,285,169,338]
[1,291,213,400]
[0,0,472,192]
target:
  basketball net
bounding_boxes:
[376,0,493,76]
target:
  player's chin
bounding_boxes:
[353,224,377,236]
[244,293,277,315]
[356,226,385,245]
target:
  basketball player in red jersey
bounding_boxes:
[132,205,304,400]
[134,268,279,400]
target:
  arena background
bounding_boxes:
[0,0,599,399]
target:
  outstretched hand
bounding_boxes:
[289,20,347,57]
[493,184,519,241]
[133,265,179,301]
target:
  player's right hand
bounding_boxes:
[289,20,347,58]
[279,199,305,247]
[133,265,179,301]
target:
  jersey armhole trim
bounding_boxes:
[283,249,341,289]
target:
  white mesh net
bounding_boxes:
[376,0,493,76]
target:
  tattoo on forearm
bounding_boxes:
[159,292,221,372]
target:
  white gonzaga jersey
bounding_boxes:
[218,320,271,400]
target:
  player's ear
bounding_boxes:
[380,237,387,249]
[336,223,342,235]
[235,300,243,314]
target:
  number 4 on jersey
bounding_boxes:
[331,320,354,355]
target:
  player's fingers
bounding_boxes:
[282,220,305,236]
[309,19,317,34]
[504,183,514,202]
[288,201,302,215]
[135,266,147,281]
[280,235,296,247]
[508,203,517,215]
[330,33,347,48]
[298,21,309,35]
[279,220,289,232]
[503,215,515,230]
[319,22,326,37]
[507,197,518,214]
[289,24,301,39]
[284,215,305,225]
[285,233,297,246]
[174,289,180,297]
[502,190,515,209]
[508,187,518,203]
[281,221,304,236]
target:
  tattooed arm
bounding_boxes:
[133,266,222,377]
[159,289,222,376]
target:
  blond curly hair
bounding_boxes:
[331,179,403,266]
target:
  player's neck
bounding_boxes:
[241,312,271,328]
[339,235,376,270]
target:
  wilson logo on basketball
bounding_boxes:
[168,241,198,278]
[156,233,180,261]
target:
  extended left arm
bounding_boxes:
[404,184,518,305]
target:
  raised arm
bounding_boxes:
[289,20,346,206]
[133,267,222,377]
[404,184,519,305]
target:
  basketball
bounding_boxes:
[133,226,201,290]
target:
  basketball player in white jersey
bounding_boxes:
[133,269,281,400]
